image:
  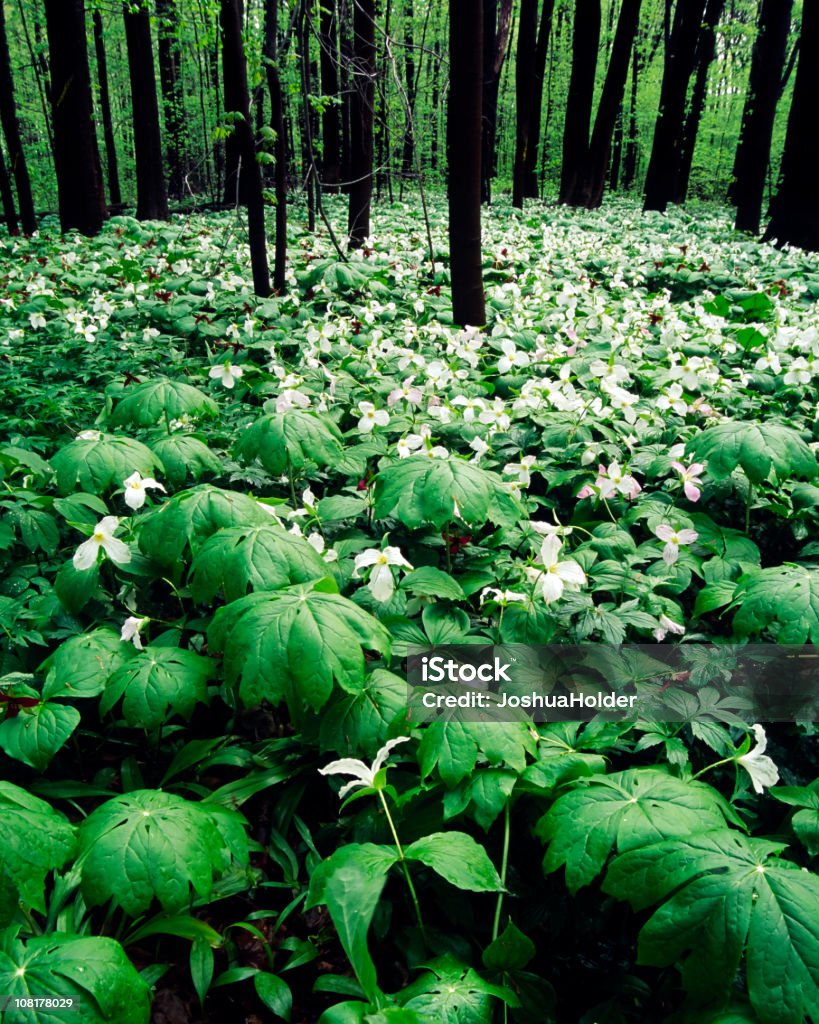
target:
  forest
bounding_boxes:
[1,0,819,1022]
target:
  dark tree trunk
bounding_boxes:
[0,0,36,233]
[400,0,415,176]
[298,1,317,231]
[0,145,18,234]
[480,0,513,203]
[559,0,600,205]
[347,0,375,249]
[643,0,708,212]
[264,0,287,293]
[672,0,725,203]
[609,108,623,189]
[575,0,642,208]
[44,0,106,236]
[92,10,122,207]
[731,0,793,234]
[221,0,270,294]
[319,0,341,190]
[621,40,640,188]
[522,0,556,199]
[512,0,537,208]
[448,0,485,327]
[430,40,441,173]
[123,3,169,220]
[221,0,249,205]
[339,0,353,189]
[764,0,819,250]
[156,0,186,200]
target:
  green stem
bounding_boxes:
[491,801,511,942]
[378,790,426,941]
[19,905,42,937]
[691,756,735,781]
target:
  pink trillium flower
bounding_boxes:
[671,460,705,503]
[654,524,698,565]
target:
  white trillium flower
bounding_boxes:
[653,614,686,641]
[353,545,413,602]
[75,429,102,441]
[654,524,698,565]
[357,401,390,433]
[120,616,149,651]
[737,724,780,794]
[73,517,131,571]
[531,535,587,604]
[122,471,166,510]
[319,736,411,799]
[209,361,244,389]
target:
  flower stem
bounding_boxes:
[491,801,511,942]
[378,790,426,941]
[691,756,734,781]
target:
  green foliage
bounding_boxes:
[50,435,162,496]
[110,378,218,428]
[686,421,817,485]
[234,410,343,476]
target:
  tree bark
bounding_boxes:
[0,0,36,233]
[319,0,342,190]
[44,0,106,236]
[643,0,708,212]
[347,0,375,248]
[731,0,793,234]
[264,0,287,293]
[522,0,556,199]
[221,0,270,294]
[512,0,537,208]
[123,3,169,220]
[156,0,186,200]
[621,39,640,188]
[0,145,18,234]
[480,0,513,203]
[448,0,485,327]
[559,0,600,204]
[92,10,122,207]
[764,0,819,251]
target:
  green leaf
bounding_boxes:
[538,769,729,892]
[521,723,607,792]
[54,560,100,613]
[0,782,76,922]
[190,524,328,602]
[150,434,222,488]
[190,935,215,1006]
[42,628,135,700]
[319,668,406,757]
[603,830,819,1024]
[374,457,522,529]
[8,507,59,555]
[100,646,214,731]
[50,434,163,496]
[400,956,519,1022]
[208,582,391,712]
[305,843,398,1003]
[0,701,80,771]
[234,410,343,475]
[482,921,536,973]
[770,786,819,855]
[255,972,292,1021]
[78,790,248,916]
[404,832,503,892]
[418,721,536,787]
[137,485,272,566]
[400,567,465,601]
[730,566,819,642]
[0,930,151,1024]
[317,494,368,521]
[686,421,817,485]
[110,377,218,427]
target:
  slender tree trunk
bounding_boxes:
[319,0,342,190]
[480,0,513,202]
[522,0,555,198]
[400,0,415,176]
[731,0,793,234]
[576,0,642,208]
[156,0,186,200]
[430,40,441,173]
[609,109,623,189]
[123,3,169,220]
[221,0,248,205]
[764,0,819,250]
[0,145,18,234]
[559,0,600,204]
[672,0,725,203]
[449,0,485,327]
[44,0,106,236]
[92,10,122,208]
[347,0,376,248]
[339,0,353,189]
[643,0,708,212]
[0,0,35,233]
[15,0,54,160]
[221,0,271,294]
[622,41,640,188]
[264,0,287,293]
[512,0,537,207]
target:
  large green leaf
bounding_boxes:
[404,832,503,892]
[418,720,537,787]
[234,410,343,476]
[190,524,328,602]
[0,782,76,923]
[99,646,214,731]
[137,485,272,565]
[50,435,163,496]
[0,699,80,771]
[686,421,817,485]
[770,784,819,856]
[77,790,248,916]
[41,628,135,700]
[110,377,218,428]
[538,768,729,892]
[730,565,819,642]
[373,457,522,529]
[0,930,151,1024]
[318,668,406,758]
[400,956,518,1023]
[208,581,391,712]
[305,843,398,1003]
[603,830,819,1024]
[149,434,222,488]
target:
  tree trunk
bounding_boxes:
[764,0,819,250]
[576,0,642,208]
[643,0,708,213]
[522,0,556,199]
[347,0,375,248]
[319,0,341,190]
[44,0,106,236]
[672,0,725,203]
[0,0,36,233]
[123,3,169,220]
[220,0,270,293]
[400,0,415,176]
[448,0,485,327]
[731,0,793,234]
[621,40,640,188]
[156,0,186,200]
[92,10,122,208]
[559,0,600,205]
[480,0,513,203]
[512,0,537,208]
[0,145,18,234]
[264,0,287,293]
